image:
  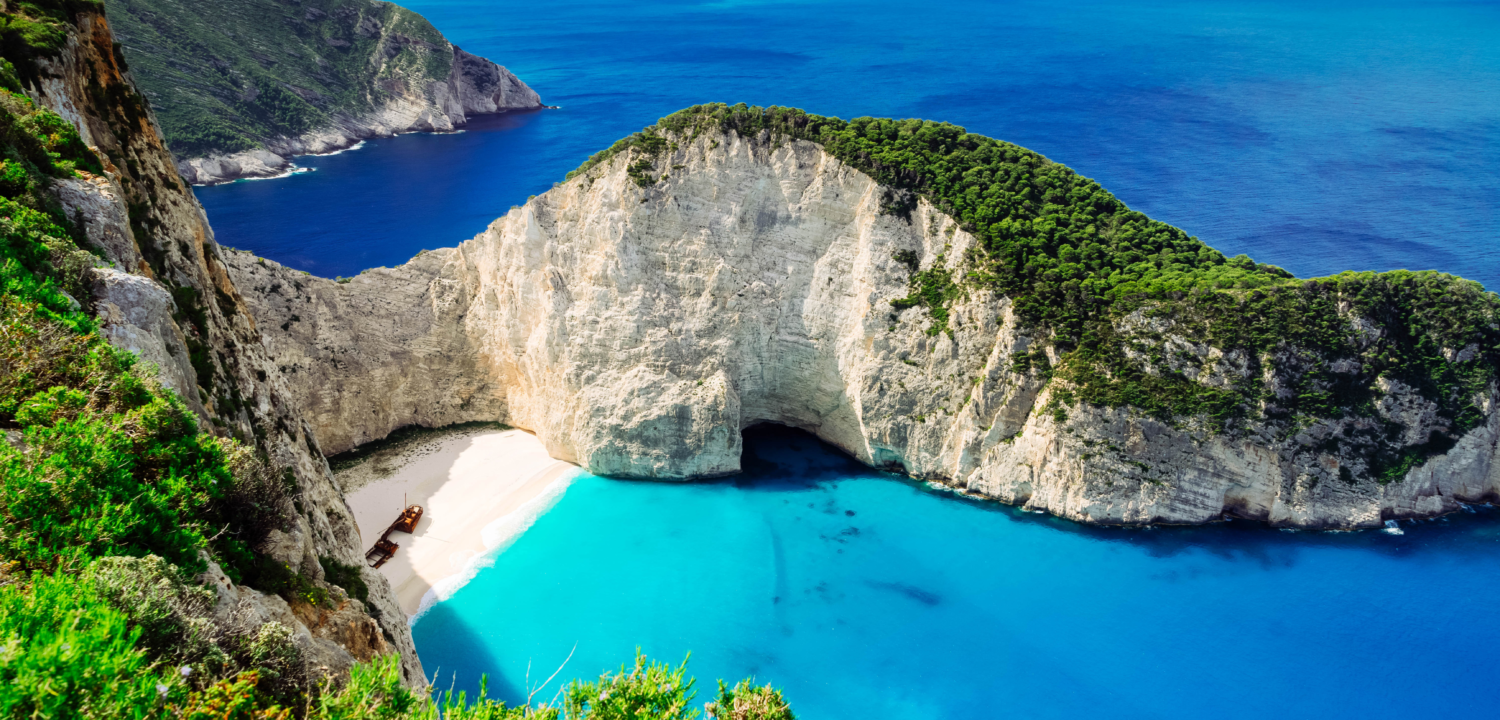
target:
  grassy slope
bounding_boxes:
[105,0,453,157]
[577,104,1500,482]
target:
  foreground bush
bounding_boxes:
[124,651,795,720]
[0,566,798,720]
[0,570,161,718]
[705,680,795,720]
[562,653,696,720]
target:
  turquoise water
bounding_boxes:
[415,426,1500,719]
[184,1,1500,715]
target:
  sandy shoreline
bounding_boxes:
[341,428,578,617]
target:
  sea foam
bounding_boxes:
[408,468,582,623]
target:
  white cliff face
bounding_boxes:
[228,127,1500,530]
[226,251,506,452]
[176,48,542,186]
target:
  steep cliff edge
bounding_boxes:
[2,0,423,685]
[107,0,543,184]
[229,105,1500,530]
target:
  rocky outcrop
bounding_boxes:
[175,48,542,185]
[90,266,210,419]
[26,7,424,685]
[225,125,1500,530]
[108,0,543,185]
[199,557,387,679]
[225,252,505,452]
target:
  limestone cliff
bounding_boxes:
[108,0,544,184]
[14,1,423,684]
[226,120,1500,530]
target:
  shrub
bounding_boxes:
[0,389,235,573]
[82,554,220,664]
[563,651,696,720]
[0,564,309,719]
[0,570,176,718]
[309,653,538,720]
[706,679,795,720]
[320,555,370,604]
[240,555,328,607]
[306,651,795,720]
[311,653,439,720]
[173,671,292,720]
[232,622,307,706]
[219,440,296,551]
[84,554,315,706]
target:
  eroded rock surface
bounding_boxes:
[228,127,1500,530]
[30,9,423,685]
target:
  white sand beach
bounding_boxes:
[341,427,578,616]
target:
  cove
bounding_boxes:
[413,426,1500,719]
[183,1,1500,715]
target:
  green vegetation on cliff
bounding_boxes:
[0,1,105,77]
[582,103,1500,482]
[104,0,456,157]
[0,16,333,704]
[0,57,306,714]
[0,46,275,576]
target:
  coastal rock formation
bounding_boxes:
[25,6,424,684]
[172,47,541,185]
[108,0,544,184]
[226,122,1500,530]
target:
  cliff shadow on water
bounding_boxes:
[735,424,1500,569]
[402,600,525,700]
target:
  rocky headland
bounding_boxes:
[226,105,1500,530]
[108,0,543,184]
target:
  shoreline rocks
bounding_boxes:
[179,49,544,185]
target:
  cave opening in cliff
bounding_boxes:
[738,423,904,485]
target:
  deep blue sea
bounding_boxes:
[191,1,1500,716]
[196,0,1500,284]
